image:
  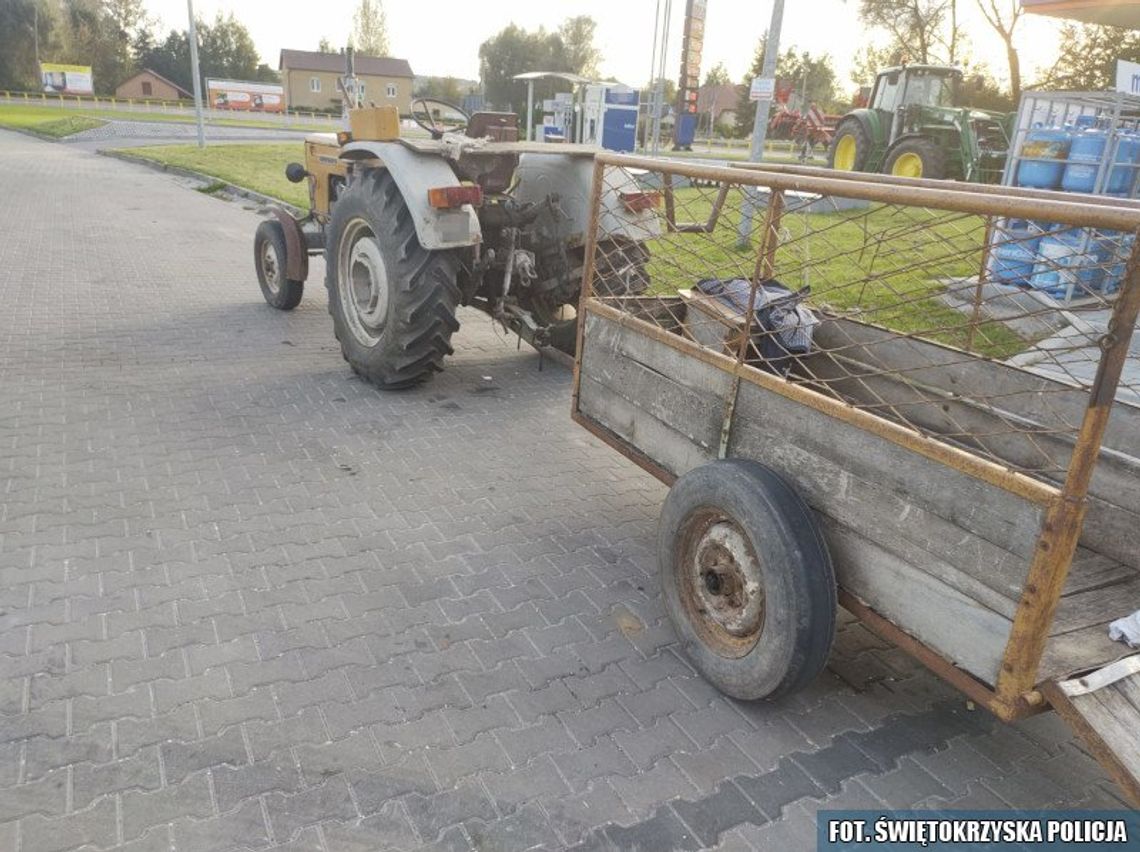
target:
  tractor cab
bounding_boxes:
[869,65,961,114]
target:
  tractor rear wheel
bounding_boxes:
[325,170,461,390]
[884,137,947,180]
[254,220,304,311]
[827,118,871,172]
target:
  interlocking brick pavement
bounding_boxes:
[0,129,1125,851]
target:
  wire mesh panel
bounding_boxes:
[581,157,1140,486]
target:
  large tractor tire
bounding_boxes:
[658,459,837,701]
[884,137,947,180]
[325,170,461,390]
[827,118,872,173]
[254,220,304,310]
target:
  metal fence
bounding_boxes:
[581,155,1140,483]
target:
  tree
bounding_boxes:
[318,36,335,54]
[974,0,1023,102]
[559,15,600,78]
[779,49,838,110]
[138,12,268,93]
[0,0,51,90]
[734,38,838,137]
[704,62,731,86]
[1041,23,1140,91]
[352,0,389,56]
[415,76,462,101]
[858,0,961,65]
[478,22,570,112]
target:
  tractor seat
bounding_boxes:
[467,111,519,142]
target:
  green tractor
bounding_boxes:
[827,64,1012,183]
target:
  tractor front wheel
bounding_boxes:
[325,170,461,390]
[254,220,305,311]
[884,138,947,180]
[827,118,870,172]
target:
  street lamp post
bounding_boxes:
[737,0,785,245]
[187,0,206,148]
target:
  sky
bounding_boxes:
[146,1,1066,93]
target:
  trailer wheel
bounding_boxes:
[658,459,837,700]
[325,170,461,389]
[254,220,304,310]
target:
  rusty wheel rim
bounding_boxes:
[260,239,282,295]
[676,508,765,659]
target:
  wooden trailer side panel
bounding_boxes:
[811,319,1140,573]
[577,310,1049,686]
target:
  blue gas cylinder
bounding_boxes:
[1018,127,1072,189]
[1061,129,1106,193]
[988,220,1041,287]
[1094,230,1134,295]
[1107,132,1140,197]
[1030,229,1101,299]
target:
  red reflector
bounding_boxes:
[620,191,661,213]
[428,185,483,208]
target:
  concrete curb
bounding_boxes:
[98,148,303,216]
[3,125,68,143]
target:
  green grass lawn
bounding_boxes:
[125,142,309,209]
[0,103,335,135]
[0,106,105,137]
[644,187,1025,358]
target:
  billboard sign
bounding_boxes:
[41,63,93,96]
[206,79,285,113]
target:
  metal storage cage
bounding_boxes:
[993,90,1140,305]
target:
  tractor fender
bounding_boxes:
[339,141,481,251]
[272,208,309,283]
[513,154,661,246]
[837,108,883,146]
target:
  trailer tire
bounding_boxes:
[325,169,461,389]
[255,220,304,310]
[658,459,836,701]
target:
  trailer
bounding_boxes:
[572,153,1140,804]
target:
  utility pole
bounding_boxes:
[33,3,40,80]
[737,0,785,245]
[187,0,206,148]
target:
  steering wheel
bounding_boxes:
[410,97,471,140]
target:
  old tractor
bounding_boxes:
[826,64,1012,182]
[253,60,657,389]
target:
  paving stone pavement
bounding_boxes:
[0,129,1126,852]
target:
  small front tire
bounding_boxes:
[658,459,837,701]
[254,220,304,311]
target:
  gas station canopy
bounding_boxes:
[1022,0,1140,29]
[512,72,591,86]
